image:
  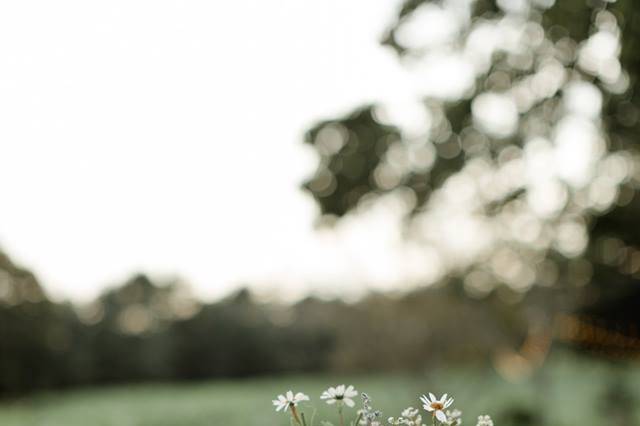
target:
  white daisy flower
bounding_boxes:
[272,390,310,412]
[475,415,493,426]
[321,384,358,407]
[420,393,454,423]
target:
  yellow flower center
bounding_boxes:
[431,402,444,410]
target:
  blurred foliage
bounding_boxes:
[3,246,638,397]
[303,0,640,349]
[0,256,337,395]
[302,108,401,218]
[0,250,545,396]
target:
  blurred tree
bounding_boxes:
[0,250,72,394]
[171,288,335,379]
[303,0,640,343]
[0,254,527,395]
[88,274,182,383]
[302,108,402,218]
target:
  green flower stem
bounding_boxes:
[338,404,345,426]
[290,406,303,426]
[309,407,317,426]
[353,411,363,426]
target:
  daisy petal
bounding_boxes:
[436,410,447,423]
[345,385,358,397]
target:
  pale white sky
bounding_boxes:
[0,1,615,302]
[0,0,425,302]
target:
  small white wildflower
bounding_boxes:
[402,407,420,418]
[360,393,383,426]
[321,384,359,407]
[359,412,382,426]
[475,415,493,426]
[397,407,422,426]
[272,390,310,412]
[388,416,416,426]
[445,409,462,425]
[420,393,454,423]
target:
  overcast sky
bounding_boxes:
[0,0,431,302]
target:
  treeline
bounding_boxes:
[0,272,334,395]
[2,249,639,397]
[0,249,531,396]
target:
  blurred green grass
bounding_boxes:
[0,352,638,426]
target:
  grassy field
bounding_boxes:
[0,353,638,426]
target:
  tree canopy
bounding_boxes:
[303,0,640,303]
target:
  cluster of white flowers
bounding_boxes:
[445,409,462,426]
[359,392,383,426]
[273,388,493,426]
[388,406,422,426]
[476,415,494,426]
